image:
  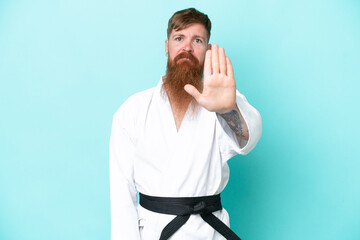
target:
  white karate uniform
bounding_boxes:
[109,77,262,240]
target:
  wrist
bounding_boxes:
[216,104,238,115]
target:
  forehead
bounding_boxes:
[170,23,208,39]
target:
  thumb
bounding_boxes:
[184,84,202,101]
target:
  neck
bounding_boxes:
[164,87,193,131]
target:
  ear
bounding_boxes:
[207,44,212,50]
[165,40,169,55]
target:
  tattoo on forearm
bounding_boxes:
[220,110,246,138]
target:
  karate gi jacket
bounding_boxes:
[109,77,262,240]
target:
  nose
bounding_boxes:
[182,40,193,53]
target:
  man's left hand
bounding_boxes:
[184,44,237,114]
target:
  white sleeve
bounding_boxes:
[109,110,140,240]
[216,90,262,160]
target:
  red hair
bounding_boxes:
[167,8,212,42]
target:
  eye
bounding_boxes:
[195,38,202,44]
[175,37,182,41]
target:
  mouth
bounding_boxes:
[177,58,193,64]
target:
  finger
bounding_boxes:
[211,44,219,74]
[203,50,212,78]
[219,47,226,74]
[226,56,234,78]
[184,84,202,101]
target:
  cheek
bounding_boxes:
[169,43,182,51]
[198,52,207,64]
[169,47,180,58]
[196,48,207,62]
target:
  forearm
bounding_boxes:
[219,105,249,141]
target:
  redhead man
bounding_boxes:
[109,8,262,240]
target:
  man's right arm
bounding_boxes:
[109,112,140,240]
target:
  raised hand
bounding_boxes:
[184,44,237,114]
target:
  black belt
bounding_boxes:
[139,193,242,240]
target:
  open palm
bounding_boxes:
[184,44,237,114]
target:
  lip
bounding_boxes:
[177,58,193,63]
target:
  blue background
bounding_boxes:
[1,0,359,239]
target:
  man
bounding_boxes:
[109,8,262,240]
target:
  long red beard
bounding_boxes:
[163,52,204,112]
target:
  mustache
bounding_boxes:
[173,52,199,64]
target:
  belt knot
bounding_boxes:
[192,201,206,214]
